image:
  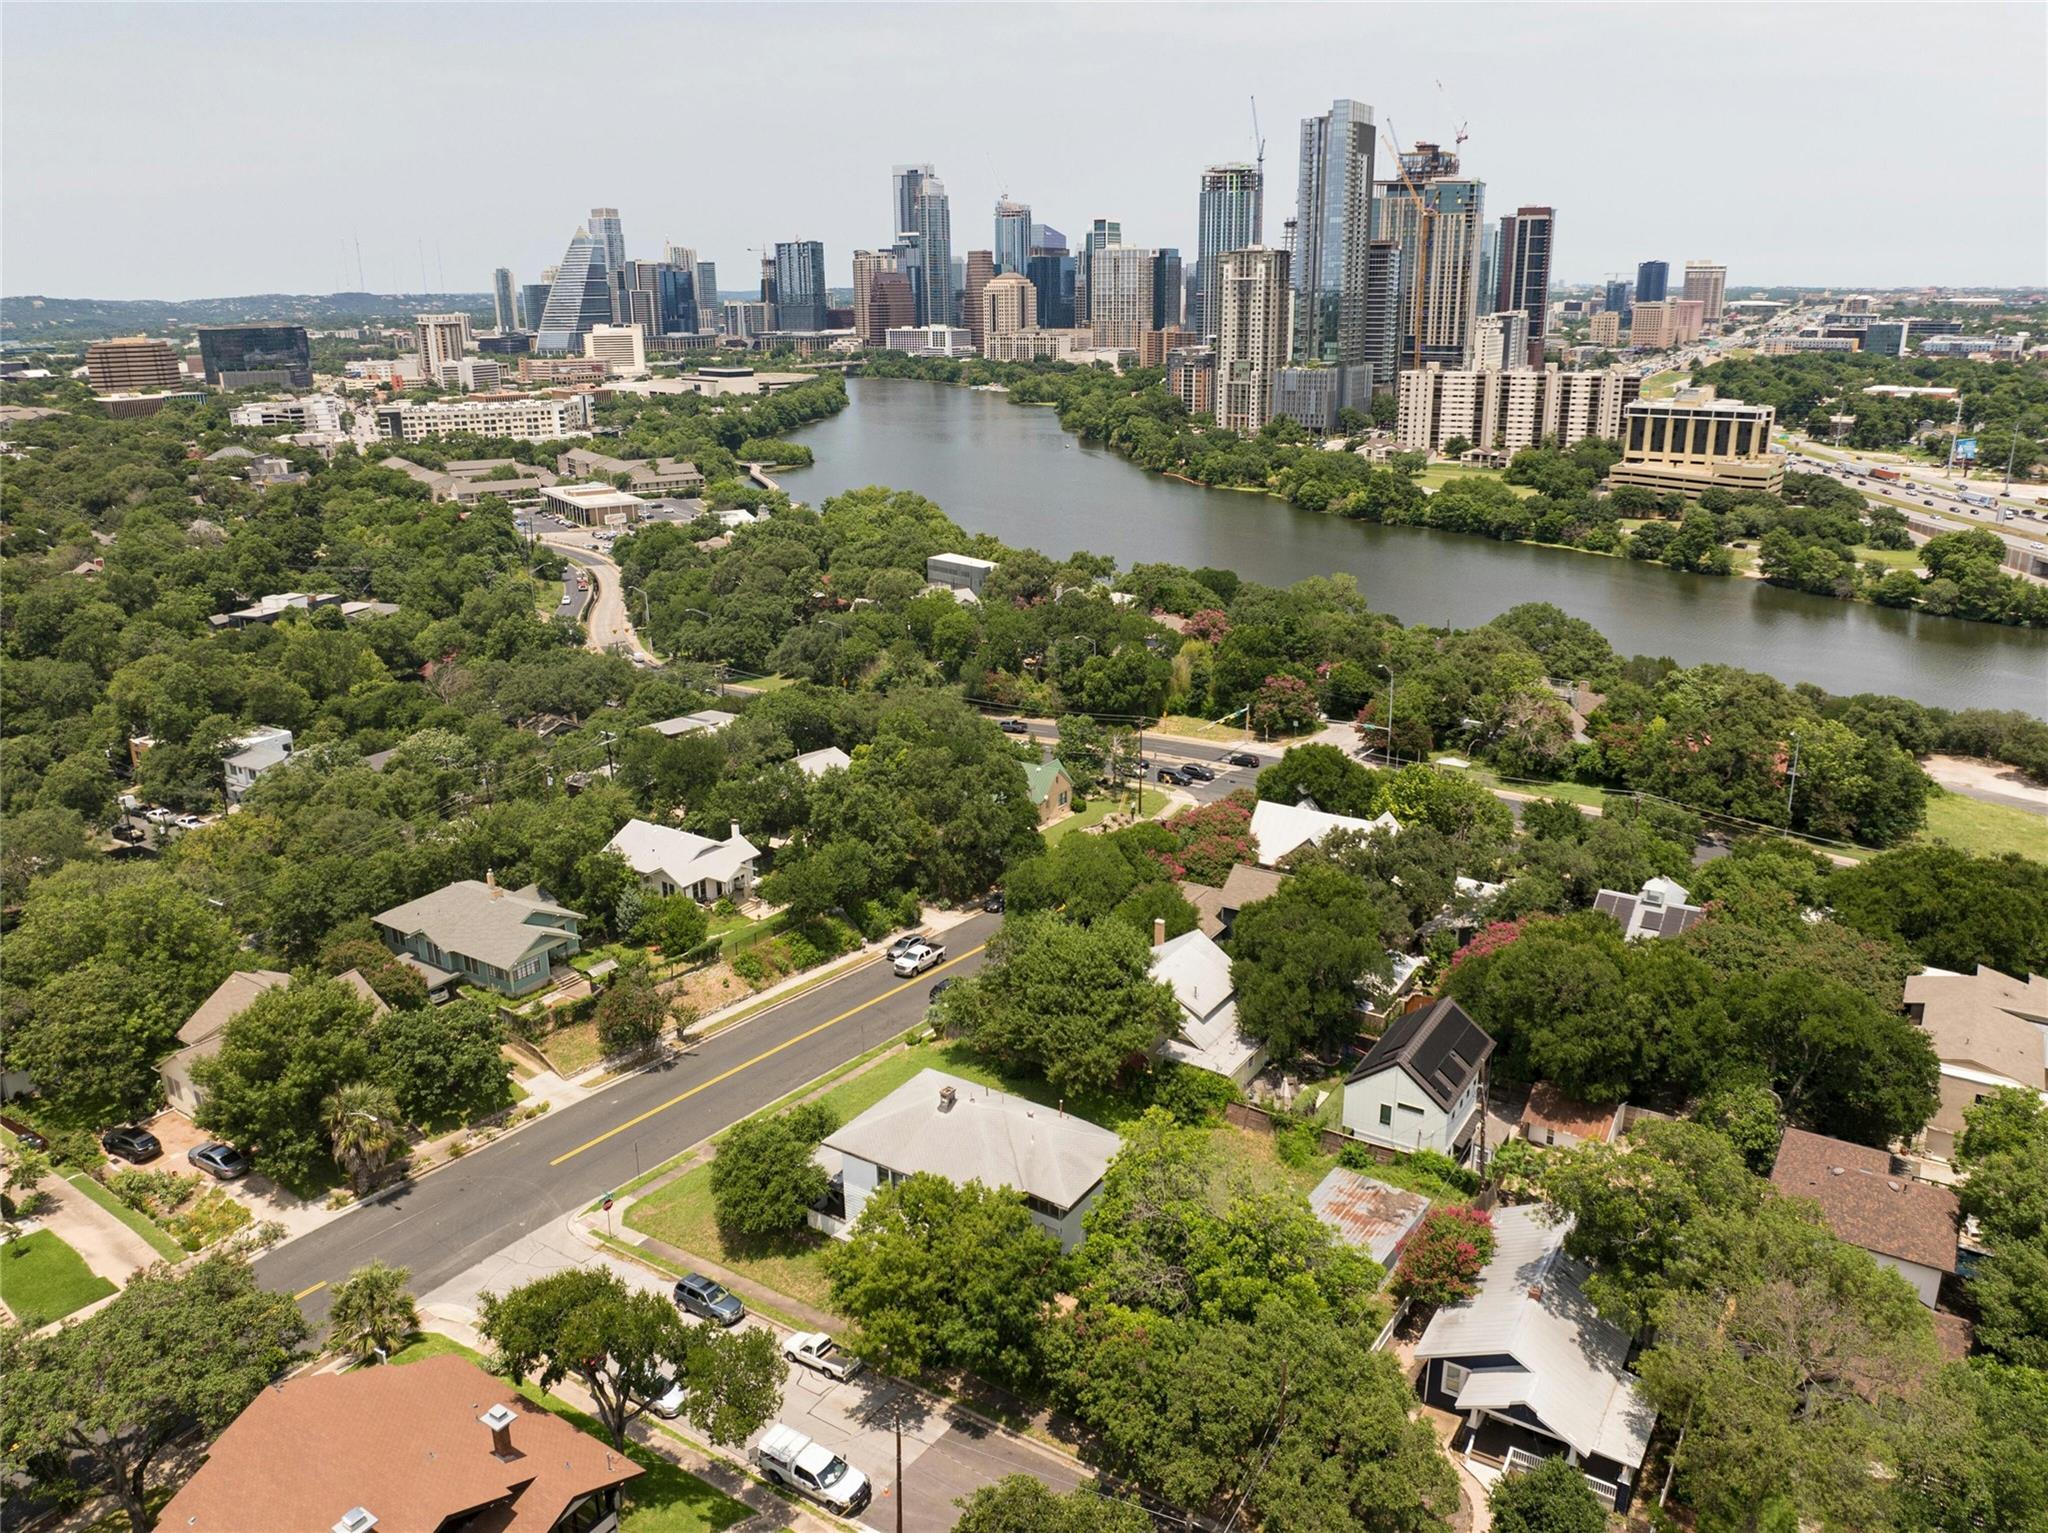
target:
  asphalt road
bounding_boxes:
[1015,720,1269,805]
[257,913,1003,1320]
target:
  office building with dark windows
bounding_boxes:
[772,240,828,333]
[1027,248,1077,328]
[1495,206,1555,366]
[1634,259,1669,304]
[196,325,312,389]
[1609,395,1781,498]
[1292,98,1377,366]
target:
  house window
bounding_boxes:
[1439,1361,1470,1397]
[1378,1104,1393,1127]
[1399,1103,1425,1117]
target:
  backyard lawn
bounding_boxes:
[390,1333,752,1533]
[1044,786,1169,843]
[0,1230,115,1323]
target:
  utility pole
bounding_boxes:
[1784,731,1802,825]
[1379,664,1399,766]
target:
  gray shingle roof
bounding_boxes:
[374,880,581,970]
[1347,997,1494,1111]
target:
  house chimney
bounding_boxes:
[938,1084,957,1112]
[332,1511,379,1533]
[485,868,501,898]
[730,820,743,844]
[480,1402,519,1460]
[1152,917,1166,948]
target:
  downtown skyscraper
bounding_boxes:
[491,267,518,332]
[994,198,1032,276]
[774,241,829,331]
[1496,207,1556,366]
[1373,165,1488,372]
[534,226,614,354]
[1292,98,1377,367]
[588,208,625,273]
[1076,217,1122,326]
[1635,259,1669,304]
[1217,246,1291,434]
[892,164,952,326]
[1194,163,1263,341]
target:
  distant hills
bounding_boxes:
[1,292,493,347]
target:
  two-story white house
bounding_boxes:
[815,1069,1119,1250]
[223,726,294,802]
[1341,997,1495,1162]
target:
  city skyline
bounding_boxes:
[4,3,2043,300]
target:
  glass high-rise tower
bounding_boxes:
[1292,99,1377,365]
[588,208,625,273]
[1635,259,1669,304]
[492,268,518,332]
[774,241,829,332]
[994,198,1032,276]
[535,227,614,354]
[912,178,952,327]
[1195,163,1263,341]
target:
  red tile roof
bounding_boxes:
[1519,1083,1621,1144]
[158,1354,641,1533]
[1770,1127,1959,1274]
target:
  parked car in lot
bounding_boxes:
[1225,751,1261,768]
[102,1125,162,1163]
[0,1115,48,1151]
[187,1142,249,1180]
[111,823,144,843]
[998,717,1030,733]
[175,814,207,831]
[1157,767,1189,785]
[892,941,945,977]
[755,1423,872,1516]
[672,1272,746,1326]
[783,1331,865,1382]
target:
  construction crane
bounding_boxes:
[1433,79,1470,159]
[1381,118,1434,373]
[1250,96,1265,180]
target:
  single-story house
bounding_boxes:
[1416,1205,1657,1511]
[605,818,759,904]
[792,746,851,778]
[1023,758,1074,823]
[1247,798,1399,867]
[816,1069,1118,1250]
[1150,922,1266,1086]
[1341,996,1494,1161]
[1180,863,1288,940]
[1308,1166,1430,1269]
[1769,1127,1959,1307]
[162,969,386,1116]
[158,1352,640,1533]
[1900,964,2048,1161]
[1517,1083,1625,1149]
[645,709,737,738]
[222,726,293,803]
[373,876,582,997]
[1592,875,1704,941]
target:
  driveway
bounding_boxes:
[422,1215,1088,1533]
[37,1173,161,1286]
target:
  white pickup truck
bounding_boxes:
[891,940,945,977]
[753,1422,872,1516]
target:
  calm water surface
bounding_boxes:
[782,378,2048,715]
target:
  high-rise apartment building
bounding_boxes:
[583,324,648,376]
[86,337,186,393]
[1168,347,1215,417]
[1397,363,1639,457]
[981,273,1037,352]
[1293,98,1377,366]
[413,313,472,377]
[1153,249,1183,330]
[492,269,519,332]
[914,179,953,327]
[519,283,551,331]
[1088,245,1156,351]
[1363,240,1402,391]
[588,208,626,274]
[962,251,996,351]
[994,199,1032,275]
[1216,245,1291,434]
[1473,311,1529,372]
[196,325,312,389]
[1635,260,1669,304]
[1495,207,1555,366]
[1027,248,1077,329]
[1373,172,1487,370]
[853,250,898,347]
[1682,261,1727,323]
[1589,311,1622,347]
[1076,218,1122,326]
[613,260,696,337]
[1195,163,1264,341]
[1602,279,1632,318]
[535,228,614,354]
[693,262,718,323]
[773,241,829,332]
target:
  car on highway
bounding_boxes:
[1157,767,1189,785]
[187,1141,250,1180]
[1225,751,1261,768]
[102,1125,162,1163]
[783,1331,866,1382]
[755,1423,872,1517]
[998,717,1030,733]
[892,941,945,977]
[0,1115,48,1151]
[673,1272,746,1326]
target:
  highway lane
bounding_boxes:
[258,912,1002,1319]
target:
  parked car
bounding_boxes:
[175,814,207,831]
[1225,751,1261,768]
[886,932,929,962]
[649,1376,688,1418]
[1181,762,1217,782]
[982,890,1005,913]
[998,717,1030,734]
[102,1125,162,1163]
[0,1115,48,1151]
[783,1331,866,1382]
[1157,767,1189,785]
[754,1423,872,1516]
[892,941,945,977]
[673,1272,746,1326]
[111,823,144,843]
[144,806,175,823]
[187,1142,250,1180]
[928,977,957,1004]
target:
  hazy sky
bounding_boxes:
[5,2,2044,300]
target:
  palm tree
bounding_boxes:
[328,1261,418,1364]
[323,1081,406,1194]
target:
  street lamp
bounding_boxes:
[1378,664,1399,766]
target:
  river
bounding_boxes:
[780,377,2048,715]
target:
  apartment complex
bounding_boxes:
[1682,260,1727,323]
[1168,346,1215,416]
[229,395,345,433]
[413,313,472,376]
[1293,98,1377,367]
[86,336,186,392]
[1216,245,1292,434]
[1589,311,1622,346]
[1472,310,1529,372]
[373,393,595,444]
[1608,394,1781,498]
[1495,207,1555,365]
[1373,172,1488,370]
[1088,244,1157,350]
[1397,363,1640,457]
[1195,163,1264,340]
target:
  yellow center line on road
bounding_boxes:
[294,1280,328,1300]
[548,942,988,1169]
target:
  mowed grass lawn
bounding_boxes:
[1415,464,1539,498]
[0,1230,115,1323]
[1043,786,1169,843]
[389,1333,751,1533]
[1920,790,2048,862]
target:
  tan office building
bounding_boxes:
[1608,395,1781,498]
[853,249,899,347]
[963,250,996,352]
[1088,244,1156,351]
[1215,246,1290,434]
[1589,311,1621,346]
[1628,298,1702,349]
[1682,261,1727,323]
[980,273,1037,353]
[87,336,187,393]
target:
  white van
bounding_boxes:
[753,1422,872,1516]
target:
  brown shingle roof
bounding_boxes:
[1770,1127,1959,1274]
[1520,1082,1621,1144]
[157,1353,640,1533]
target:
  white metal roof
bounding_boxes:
[606,819,759,891]
[1248,799,1399,866]
[1151,929,1263,1081]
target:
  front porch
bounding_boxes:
[1453,1413,1626,1510]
